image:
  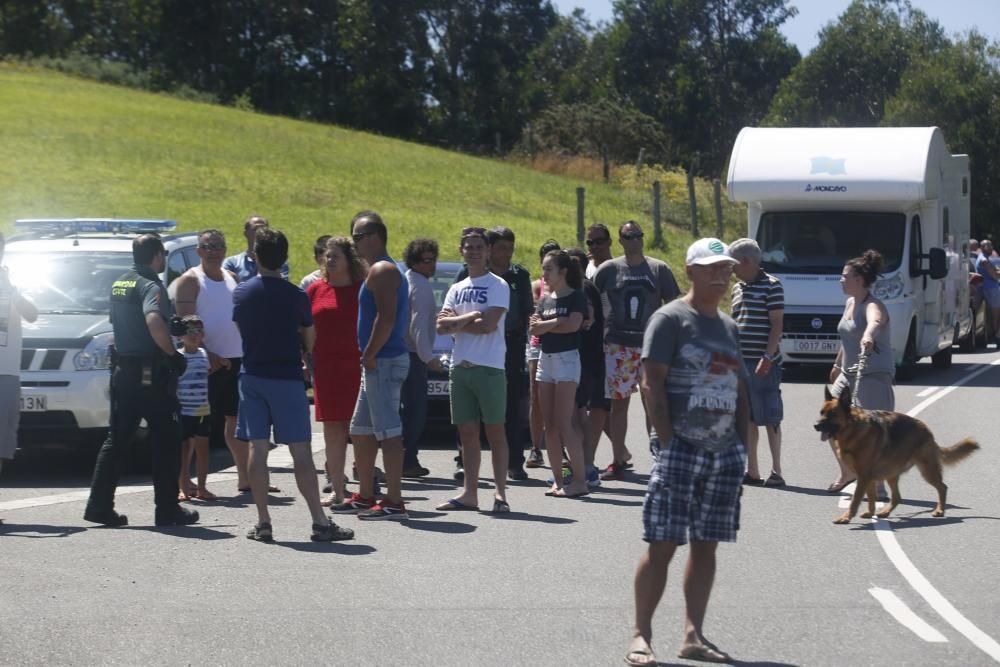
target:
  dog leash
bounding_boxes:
[848,347,872,408]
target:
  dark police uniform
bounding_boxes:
[85,263,186,524]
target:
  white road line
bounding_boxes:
[868,587,948,642]
[0,437,324,513]
[871,357,1000,663]
[915,386,941,398]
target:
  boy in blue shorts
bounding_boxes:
[233,227,354,543]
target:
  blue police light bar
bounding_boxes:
[14,218,177,234]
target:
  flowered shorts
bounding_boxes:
[604,342,642,400]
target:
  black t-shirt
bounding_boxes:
[536,288,587,353]
[580,279,604,366]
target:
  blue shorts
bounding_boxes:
[642,436,745,545]
[744,359,783,426]
[350,354,409,441]
[984,287,1000,309]
[236,374,311,444]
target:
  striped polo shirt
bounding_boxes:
[731,269,784,362]
[177,348,210,417]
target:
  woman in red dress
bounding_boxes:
[307,236,367,506]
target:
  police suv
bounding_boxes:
[6,219,198,452]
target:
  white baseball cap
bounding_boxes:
[686,238,738,266]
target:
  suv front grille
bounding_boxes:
[20,349,69,371]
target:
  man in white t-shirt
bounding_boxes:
[585,223,614,280]
[435,228,511,513]
[0,233,38,523]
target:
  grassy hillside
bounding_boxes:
[0,64,746,284]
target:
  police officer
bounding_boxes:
[84,234,198,527]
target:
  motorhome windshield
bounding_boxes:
[756,212,905,275]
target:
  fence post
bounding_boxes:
[687,170,699,237]
[635,147,645,175]
[576,187,586,245]
[713,178,724,238]
[652,181,663,248]
[602,146,610,184]
[495,132,502,155]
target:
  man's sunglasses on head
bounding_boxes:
[199,242,226,251]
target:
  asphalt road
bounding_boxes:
[2,349,999,666]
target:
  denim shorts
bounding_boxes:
[536,349,581,384]
[525,339,541,362]
[350,354,409,440]
[642,436,745,545]
[984,287,1000,309]
[236,374,311,444]
[744,359,783,426]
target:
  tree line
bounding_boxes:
[2,0,998,234]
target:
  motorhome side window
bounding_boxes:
[755,211,905,275]
[909,215,922,277]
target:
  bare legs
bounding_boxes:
[248,440,328,529]
[224,415,250,488]
[322,421,349,504]
[453,421,509,506]
[631,540,726,662]
[746,423,782,479]
[609,396,633,464]
[528,358,544,456]
[353,433,404,503]
[539,380,587,496]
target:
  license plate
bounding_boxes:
[427,379,449,396]
[19,394,47,412]
[792,339,839,353]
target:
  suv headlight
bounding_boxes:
[873,273,904,301]
[74,332,115,371]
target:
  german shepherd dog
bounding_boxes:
[814,385,979,524]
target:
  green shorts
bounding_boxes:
[450,364,507,425]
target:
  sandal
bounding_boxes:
[246,522,273,542]
[311,521,355,542]
[742,473,764,486]
[491,498,510,513]
[763,472,786,487]
[826,478,856,493]
[624,636,656,666]
[677,643,731,663]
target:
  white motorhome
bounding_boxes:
[727,127,971,376]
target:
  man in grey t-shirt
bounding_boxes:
[624,237,749,667]
[593,220,679,481]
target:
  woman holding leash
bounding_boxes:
[827,250,895,493]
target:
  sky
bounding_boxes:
[555,1,1000,55]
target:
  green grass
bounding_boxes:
[0,64,747,285]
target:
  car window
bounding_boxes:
[4,251,133,314]
[181,246,200,269]
[430,264,460,309]
[166,249,188,285]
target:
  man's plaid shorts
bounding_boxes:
[642,436,746,545]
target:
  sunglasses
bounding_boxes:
[184,327,205,335]
[352,231,375,243]
[585,237,610,247]
[418,256,437,264]
[461,227,487,237]
[620,232,644,241]
[199,242,226,251]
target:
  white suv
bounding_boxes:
[5,219,199,451]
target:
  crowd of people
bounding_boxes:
[0,209,914,662]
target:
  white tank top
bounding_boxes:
[193,265,243,358]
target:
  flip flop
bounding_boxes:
[194,490,218,501]
[826,478,856,493]
[246,522,273,543]
[553,488,590,498]
[677,643,731,663]
[436,498,479,511]
[491,498,510,513]
[238,485,282,494]
[624,636,656,666]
